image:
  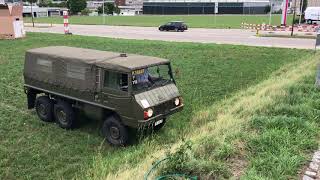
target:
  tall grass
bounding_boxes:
[110,54,319,179]
[0,33,311,179]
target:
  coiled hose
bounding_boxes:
[144,157,198,180]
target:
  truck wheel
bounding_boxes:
[102,115,129,146]
[54,101,76,129]
[307,19,312,24]
[153,119,166,131]
[35,96,54,122]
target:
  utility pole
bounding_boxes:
[102,0,105,24]
[291,0,297,36]
[299,0,304,24]
[31,0,34,27]
[269,0,273,25]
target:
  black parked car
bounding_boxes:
[159,21,188,32]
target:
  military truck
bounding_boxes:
[23,46,183,146]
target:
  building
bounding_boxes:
[143,0,271,14]
[23,5,67,17]
[115,0,126,6]
[87,0,116,11]
[308,0,320,7]
[289,0,320,15]
[118,0,143,15]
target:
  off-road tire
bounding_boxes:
[102,115,129,146]
[153,119,166,132]
[54,101,76,129]
[35,96,54,122]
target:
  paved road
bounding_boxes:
[25,24,316,49]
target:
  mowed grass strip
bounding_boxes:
[24,14,292,29]
[244,75,320,179]
[0,32,310,179]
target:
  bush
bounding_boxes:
[97,2,119,15]
[67,0,87,15]
[81,8,91,16]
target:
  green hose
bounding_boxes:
[144,157,198,180]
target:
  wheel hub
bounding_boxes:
[110,126,120,139]
[57,110,67,124]
[38,104,47,116]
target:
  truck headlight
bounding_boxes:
[144,108,154,119]
[174,97,180,106]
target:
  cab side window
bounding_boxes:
[104,71,128,92]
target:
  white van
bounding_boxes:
[305,7,320,24]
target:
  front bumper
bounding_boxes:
[137,104,184,128]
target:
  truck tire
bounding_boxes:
[35,96,54,122]
[307,19,312,24]
[102,115,129,146]
[54,101,76,129]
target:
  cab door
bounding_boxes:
[100,69,133,117]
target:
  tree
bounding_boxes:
[114,6,120,14]
[98,2,119,15]
[300,0,308,22]
[264,5,271,13]
[38,0,52,7]
[67,0,87,15]
[22,0,35,27]
[81,8,91,16]
[22,0,34,3]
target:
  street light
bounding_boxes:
[269,1,273,25]
[299,0,304,25]
[30,0,34,27]
[291,0,297,36]
[102,0,105,24]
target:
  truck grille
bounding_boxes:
[155,100,174,115]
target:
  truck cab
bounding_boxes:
[305,7,320,24]
[24,46,183,146]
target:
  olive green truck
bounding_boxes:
[23,46,184,146]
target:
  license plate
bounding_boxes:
[154,119,163,126]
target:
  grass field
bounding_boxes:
[0,32,317,179]
[24,14,292,28]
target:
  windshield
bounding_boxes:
[132,64,173,92]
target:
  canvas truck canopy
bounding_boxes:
[24,46,170,92]
[26,46,170,72]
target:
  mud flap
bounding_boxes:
[27,90,36,109]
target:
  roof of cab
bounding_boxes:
[26,46,169,72]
